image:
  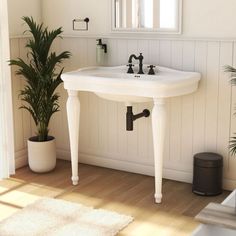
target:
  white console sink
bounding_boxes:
[62,64,201,203]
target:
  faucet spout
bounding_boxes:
[128,54,137,63]
[128,53,144,74]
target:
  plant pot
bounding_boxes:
[27,136,56,173]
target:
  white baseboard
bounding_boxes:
[223,179,236,191]
[57,149,236,190]
[57,149,193,183]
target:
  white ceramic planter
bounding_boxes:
[27,136,56,173]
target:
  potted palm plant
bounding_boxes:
[9,17,71,173]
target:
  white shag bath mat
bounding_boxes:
[0,198,133,236]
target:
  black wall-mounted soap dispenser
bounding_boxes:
[96,39,107,53]
[96,39,107,65]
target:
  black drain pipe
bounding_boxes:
[126,106,150,131]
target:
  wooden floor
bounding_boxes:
[0,160,230,236]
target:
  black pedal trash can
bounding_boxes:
[192,152,223,196]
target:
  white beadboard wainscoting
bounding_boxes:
[10,38,32,168]
[10,36,236,190]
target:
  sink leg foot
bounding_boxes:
[72,176,79,185]
[152,98,166,204]
[155,193,162,203]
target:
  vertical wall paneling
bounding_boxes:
[78,38,88,68]
[97,96,108,152]
[205,42,220,151]
[217,42,233,178]
[10,36,236,189]
[193,42,208,154]
[148,40,160,66]
[107,100,118,155]
[87,38,97,67]
[107,39,118,66]
[159,40,172,67]
[181,41,195,165]
[106,39,119,154]
[169,41,183,163]
[116,40,128,157]
[88,93,100,150]
[10,38,30,167]
[227,42,236,181]
[159,40,172,163]
[10,39,23,151]
[64,38,81,70]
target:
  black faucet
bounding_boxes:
[128,53,144,74]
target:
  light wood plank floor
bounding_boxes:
[0,160,230,235]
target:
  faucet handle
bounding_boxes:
[147,65,156,75]
[127,64,134,74]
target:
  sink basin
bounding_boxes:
[62,64,201,104]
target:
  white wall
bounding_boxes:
[42,0,109,36]
[8,0,41,36]
[42,0,236,38]
[183,0,236,38]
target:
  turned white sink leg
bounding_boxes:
[152,98,166,203]
[66,90,80,185]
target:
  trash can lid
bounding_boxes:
[194,152,223,168]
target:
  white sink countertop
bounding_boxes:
[62,65,201,99]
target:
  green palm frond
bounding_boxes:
[44,51,70,75]
[224,65,236,85]
[225,65,236,156]
[9,17,71,141]
[229,135,236,156]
